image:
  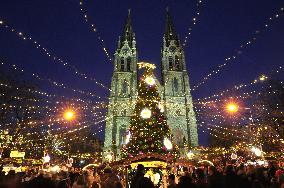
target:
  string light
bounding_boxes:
[0,60,105,99]
[0,19,110,91]
[192,7,284,91]
[196,65,283,102]
[183,0,203,47]
[78,0,113,62]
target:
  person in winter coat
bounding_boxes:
[130,164,153,188]
[100,165,122,188]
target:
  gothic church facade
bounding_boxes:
[104,10,198,156]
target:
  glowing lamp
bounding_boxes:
[141,108,151,119]
[226,103,238,113]
[251,147,262,157]
[125,132,131,144]
[153,173,161,185]
[64,110,75,121]
[187,151,195,160]
[163,137,173,150]
[158,102,164,112]
[43,154,50,163]
[105,153,113,162]
[145,76,155,86]
[259,75,268,81]
[231,153,237,160]
[50,165,60,172]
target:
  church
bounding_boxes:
[104,10,198,157]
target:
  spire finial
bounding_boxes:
[125,9,132,31]
[119,10,134,48]
[165,8,174,36]
[164,8,179,46]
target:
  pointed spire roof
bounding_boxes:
[120,9,135,48]
[164,8,179,46]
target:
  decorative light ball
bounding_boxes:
[125,132,131,144]
[231,153,237,160]
[158,102,164,112]
[145,76,155,86]
[163,137,173,150]
[141,108,151,119]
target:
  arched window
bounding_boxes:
[122,80,128,94]
[173,77,179,92]
[127,57,131,71]
[169,56,173,70]
[120,58,125,71]
[175,55,180,70]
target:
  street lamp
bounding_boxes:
[63,110,75,121]
[226,103,239,113]
[224,101,264,156]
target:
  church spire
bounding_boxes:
[164,8,179,46]
[120,9,135,48]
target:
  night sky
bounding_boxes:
[0,0,283,145]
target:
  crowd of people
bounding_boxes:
[0,162,283,188]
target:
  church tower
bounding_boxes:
[104,10,138,156]
[161,10,198,147]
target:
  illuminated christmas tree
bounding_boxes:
[121,62,174,158]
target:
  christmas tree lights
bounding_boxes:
[121,62,175,159]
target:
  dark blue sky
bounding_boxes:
[0,0,283,145]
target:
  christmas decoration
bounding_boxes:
[192,6,284,91]
[140,108,152,119]
[43,154,50,163]
[251,147,262,157]
[121,62,174,159]
[145,76,155,86]
[231,153,237,160]
[163,137,173,150]
[158,102,165,112]
[125,132,131,144]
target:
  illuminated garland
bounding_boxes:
[0,60,105,99]
[0,19,110,91]
[78,0,113,62]
[121,63,175,159]
[183,0,203,47]
[21,116,107,144]
[1,81,106,107]
[192,7,284,91]
[196,65,283,101]
[195,99,283,142]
